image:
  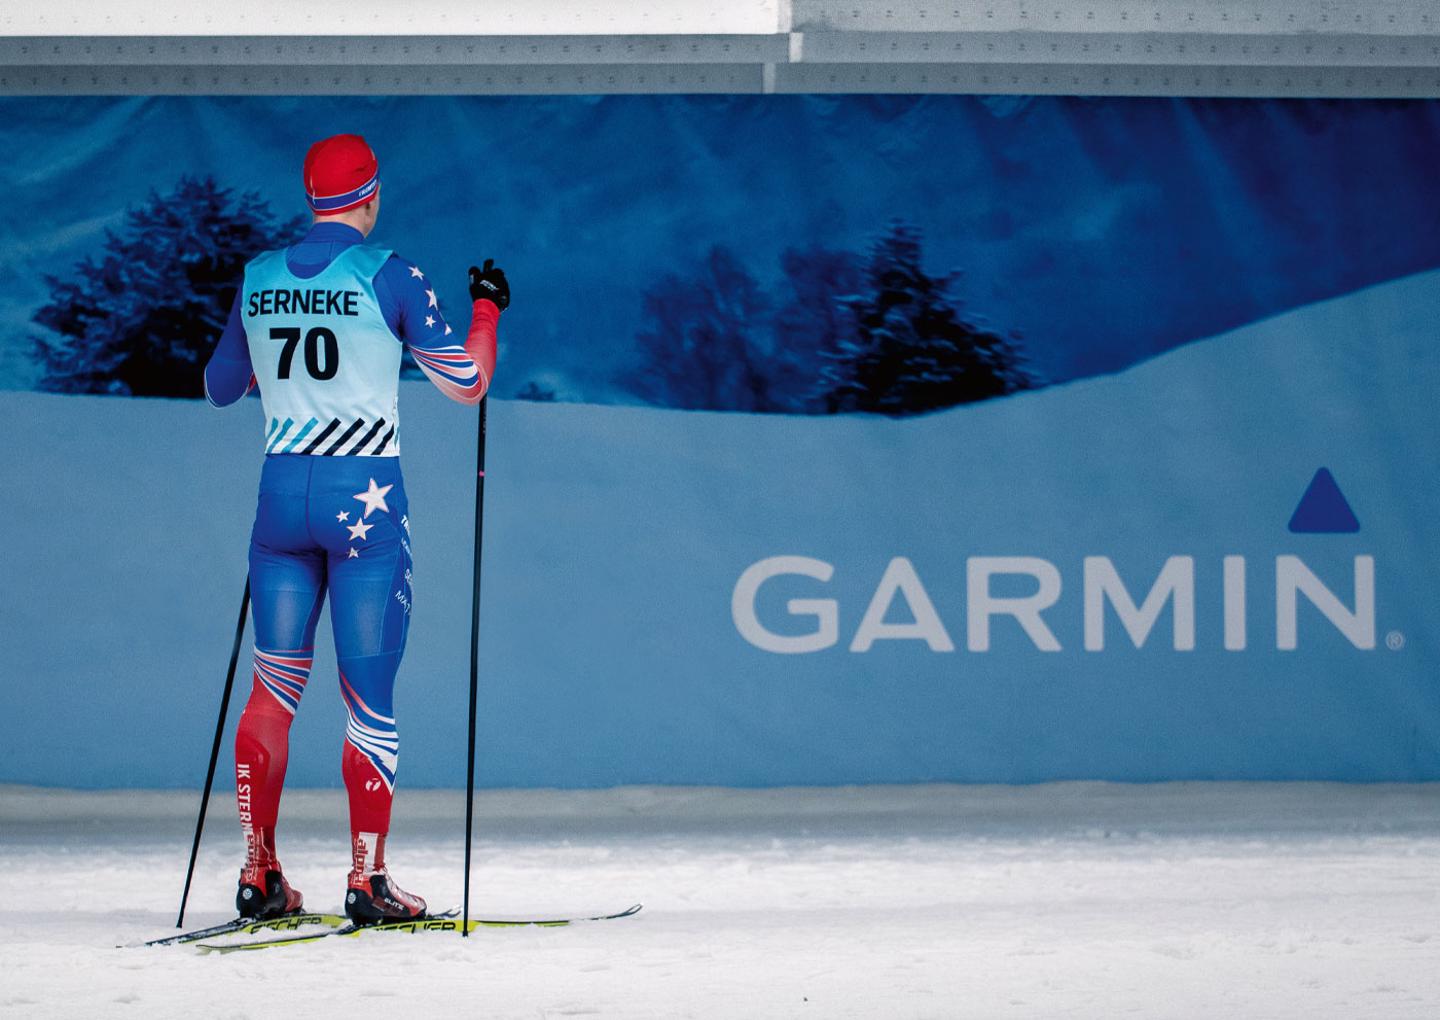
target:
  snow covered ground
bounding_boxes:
[5,782,1440,1018]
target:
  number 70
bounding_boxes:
[271,326,340,381]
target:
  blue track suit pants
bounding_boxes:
[234,454,414,854]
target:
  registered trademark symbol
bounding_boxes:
[1386,631,1406,651]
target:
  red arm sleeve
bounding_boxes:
[464,299,498,397]
[408,299,498,405]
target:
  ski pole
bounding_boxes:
[177,576,251,928]
[463,397,489,936]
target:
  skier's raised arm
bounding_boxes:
[376,255,507,405]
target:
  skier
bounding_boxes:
[203,133,509,923]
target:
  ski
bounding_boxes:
[466,902,643,929]
[197,903,642,953]
[195,906,461,953]
[129,911,348,947]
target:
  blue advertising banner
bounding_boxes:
[2,95,1438,788]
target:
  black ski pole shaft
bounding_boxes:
[176,576,250,929]
[463,397,489,936]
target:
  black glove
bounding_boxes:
[468,259,510,311]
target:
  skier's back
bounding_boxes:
[204,133,510,923]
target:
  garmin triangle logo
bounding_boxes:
[1288,468,1360,534]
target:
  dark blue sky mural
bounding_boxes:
[2,94,1438,403]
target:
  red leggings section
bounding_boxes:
[234,686,294,863]
[235,672,397,857]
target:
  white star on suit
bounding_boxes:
[352,478,393,519]
[336,511,350,523]
[347,519,374,542]
[425,287,438,309]
[348,548,360,559]
[444,324,453,336]
[409,265,425,279]
[425,314,436,328]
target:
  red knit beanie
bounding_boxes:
[303,134,380,214]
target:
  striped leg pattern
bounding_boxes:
[339,668,400,834]
[234,648,315,863]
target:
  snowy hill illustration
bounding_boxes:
[3,269,1438,789]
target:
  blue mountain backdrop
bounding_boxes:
[2,94,1438,404]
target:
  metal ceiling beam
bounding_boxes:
[0,63,767,95]
[777,61,1440,97]
[5,60,1436,98]
[798,31,1440,67]
[0,35,787,66]
[790,0,1440,36]
[2,2,1440,97]
[5,31,1438,69]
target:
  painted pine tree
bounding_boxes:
[32,176,303,397]
[815,222,1034,415]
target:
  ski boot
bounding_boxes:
[345,832,426,924]
[344,829,423,922]
[345,866,427,924]
[236,858,305,920]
